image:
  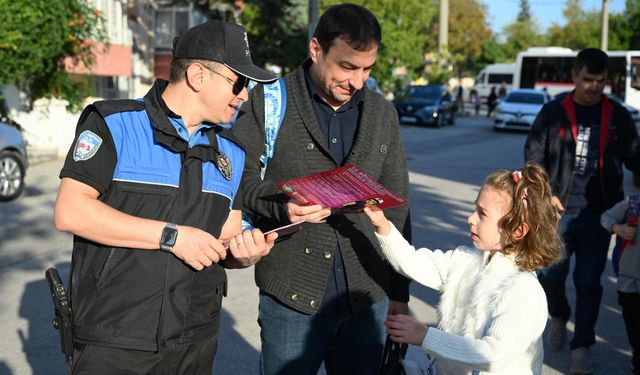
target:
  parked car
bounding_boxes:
[0,122,28,201]
[365,77,383,95]
[394,85,455,127]
[494,88,550,131]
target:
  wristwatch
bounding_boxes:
[159,222,179,253]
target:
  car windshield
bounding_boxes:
[402,86,441,100]
[505,92,545,104]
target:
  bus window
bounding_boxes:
[632,58,640,91]
[609,57,627,98]
[488,73,513,84]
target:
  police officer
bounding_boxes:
[54,20,277,373]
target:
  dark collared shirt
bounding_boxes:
[304,65,364,319]
[304,67,363,164]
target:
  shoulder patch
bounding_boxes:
[73,130,103,161]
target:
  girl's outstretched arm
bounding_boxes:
[364,207,455,290]
[364,206,391,235]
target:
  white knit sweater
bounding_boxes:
[376,225,548,375]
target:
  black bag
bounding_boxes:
[378,335,408,375]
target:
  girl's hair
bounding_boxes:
[484,162,564,272]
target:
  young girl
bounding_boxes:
[601,194,640,374]
[365,162,563,375]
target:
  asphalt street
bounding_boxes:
[0,113,636,374]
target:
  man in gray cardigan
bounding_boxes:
[232,4,411,375]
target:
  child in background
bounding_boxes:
[364,162,563,375]
[470,89,481,116]
[601,194,640,374]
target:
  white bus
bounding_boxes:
[513,47,640,109]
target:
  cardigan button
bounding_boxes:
[291,293,298,301]
[323,251,332,259]
[306,143,315,150]
[304,247,312,254]
[310,300,317,308]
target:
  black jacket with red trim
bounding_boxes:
[525,92,640,212]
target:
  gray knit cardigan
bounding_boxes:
[232,60,412,315]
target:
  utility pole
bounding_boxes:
[601,0,609,51]
[439,0,449,53]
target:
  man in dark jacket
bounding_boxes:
[525,48,640,374]
[232,4,411,374]
[54,20,277,373]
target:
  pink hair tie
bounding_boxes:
[512,170,523,183]
[512,170,528,207]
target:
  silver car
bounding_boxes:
[494,89,550,131]
[0,122,28,201]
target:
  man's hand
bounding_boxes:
[363,207,391,235]
[613,223,638,240]
[225,228,278,268]
[385,314,428,346]
[551,196,564,219]
[286,201,331,223]
[171,226,228,271]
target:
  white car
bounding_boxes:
[494,89,550,131]
[0,121,28,201]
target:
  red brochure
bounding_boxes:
[277,164,407,213]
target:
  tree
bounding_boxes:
[613,0,640,50]
[440,0,492,76]
[478,40,517,66]
[0,0,105,111]
[501,0,547,55]
[607,12,633,50]
[503,18,546,53]
[546,0,600,50]
[517,0,532,22]
[321,0,434,93]
[241,0,308,74]
[627,0,640,49]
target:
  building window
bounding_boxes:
[155,7,191,51]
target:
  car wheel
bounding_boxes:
[448,110,455,125]
[0,151,25,201]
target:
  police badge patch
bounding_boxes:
[73,130,103,161]
[216,152,232,180]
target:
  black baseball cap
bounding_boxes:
[172,20,276,83]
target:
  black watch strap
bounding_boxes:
[160,222,179,253]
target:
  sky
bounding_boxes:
[486,0,626,34]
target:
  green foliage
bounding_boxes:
[242,0,308,74]
[321,0,434,94]
[478,40,516,66]
[503,19,547,52]
[0,0,105,111]
[422,0,492,77]
[615,0,640,50]
[447,0,492,75]
[517,0,532,22]
[546,0,600,49]
[425,50,454,84]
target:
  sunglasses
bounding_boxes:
[202,65,249,96]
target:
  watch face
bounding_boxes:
[162,227,178,247]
